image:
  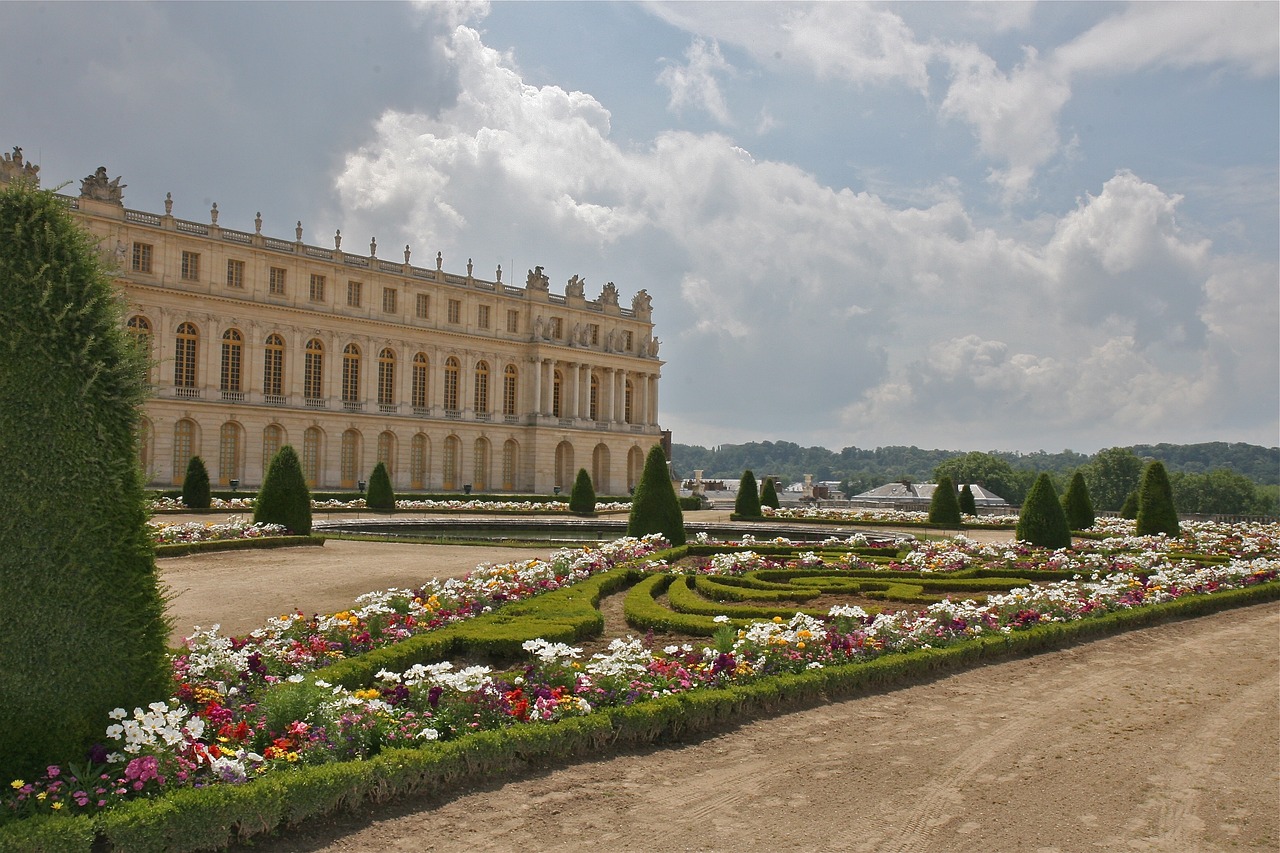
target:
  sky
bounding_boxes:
[2,0,1277,454]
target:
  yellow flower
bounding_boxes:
[772,616,783,623]
[9,780,23,789]
[286,752,300,763]
[796,641,806,649]
[51,802,63,810]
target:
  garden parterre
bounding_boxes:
[4,521,1277,825]
[150,497,630,513]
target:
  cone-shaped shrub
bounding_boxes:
[958,483,977,516]
[1136,460,1180,537]
[366,461,395,510]
[1061,471,1095,531]
[735,470,762,518]
[1015,474,1072,548]
[254,445,312,535]
[181,454,211,508]
[627,444,685,545]
[0,181,170,778]
[759,476,780,510]
[928,475,962,525]
[569,467,596,515]
[1119,490,1139,519]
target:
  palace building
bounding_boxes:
[0,150,665,494]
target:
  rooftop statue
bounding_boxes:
[0,146,40,185]
[600,281,619,306]
[566,274,585,298]
[526,265,550,291]
[632,288,652,315]
[80,165,125,203]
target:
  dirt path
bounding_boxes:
[238,601,1278,853]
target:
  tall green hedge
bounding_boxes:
[569,468,596,515]
[928,475,962,525]
[366,461,394,510]
[627,444,685,546]
[735,470,762,518]
[254,446,312,535]
[1061,471,1095,531]
[958,483,977,516]
[1015,473,1072,549]
[759,477,780,510]
[1136,460,1180,537]
[0,181,171,779]
[181,455,211,509]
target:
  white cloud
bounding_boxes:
[658,37,735,125]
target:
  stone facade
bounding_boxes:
[3,161,664,494]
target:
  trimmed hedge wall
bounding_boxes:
[154,536,325,558]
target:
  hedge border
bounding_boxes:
[154,536,325,558]
[4,585,1275,852]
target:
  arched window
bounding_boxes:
[593,443,610,495]
[263,334,285,398]
[473,437,490,491]
[627,446,645,492]
[589,374,599,421]
[624,379,634,424]
[219,422,242,484]
[303,427,322,487]
[220,329,243,393]
[342,344,361,403]
[262,424,284,475]
[127,316,154,382]
[554,441,573,491]
[444,357,460,411]
[552,370,563,418]
[411,353,429,409]
[138,416,154,480]
[474,360,489,414]
[502,365,518,417]
[442,435,460,490]
[410,433,430,490]
[174,322,198,388]
[502,439,518,491]
[377,431,395,478]
[340,429,361,488]
[304,339,324,400]
[377,348,396,407]
[172,418,196,484]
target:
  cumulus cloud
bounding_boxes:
[658,37,735,125]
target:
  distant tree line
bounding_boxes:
[673,440,1278,515]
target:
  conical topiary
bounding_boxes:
[735,469,762,518]
[366,461,395,511]
[759,476,781,510]
[0,181,171,778]
[1061,471,1095,531]
[1136,460,1180,537]
[627,444,685,546]
[958,483,977,516]
[1119,490,1139,519]
[569,467,596,515]
[182,454,211,509]
[254,445,312,535]
[928,475,962,525]
[1015,473,1072,549]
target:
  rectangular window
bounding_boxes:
[550,317,563,338]
[447,299,461,324]
[309,274,326,303]
[180,251,200,281]
[226,259,245,288]
[623,331,634,351]
[131,242,153,273]
[589,324,600,346]
[268,267,287,296]
[506,309,519,333]
[416,293,430,319]
[347,280,362,307]
[382,287,397,314]
[477,305,491,329]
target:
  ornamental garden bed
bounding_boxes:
[3,521,1277,852]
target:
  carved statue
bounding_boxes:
[632,288,652,315]
[404,244,411,264]
[296,221,304,241]
[334,229,342,250]
[532,316,545,339]
[436,250,443,270]
[526,265,550,291]
[80,166,125,203]
[566,274,585,298]
[210,202,219,225]
[600,281,619,305]
[164,192,173,215]
[0,146,39,185]
[648,337,661,357]
[370,237,377,257]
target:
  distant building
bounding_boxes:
[851,482,1009,508]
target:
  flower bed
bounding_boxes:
[4,522,1277,848]
[149,497,631,514]
[148,517,288,546]
[761,505,1022,526]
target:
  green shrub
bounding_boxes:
[1015,473,1072,549]
[759,477,780,510]
[255,445,312,535]
[735,470,762,518]
[1119,490,1139,519]
[1136,460,1180,537]
[366,461,395,510]
[627,444,685,546]
[569,468,596,515]
[181,455,211,509]
[958,483,977,516]
[928,476,962,525]
[0,181,171,779]
[1061,471,1096,531]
